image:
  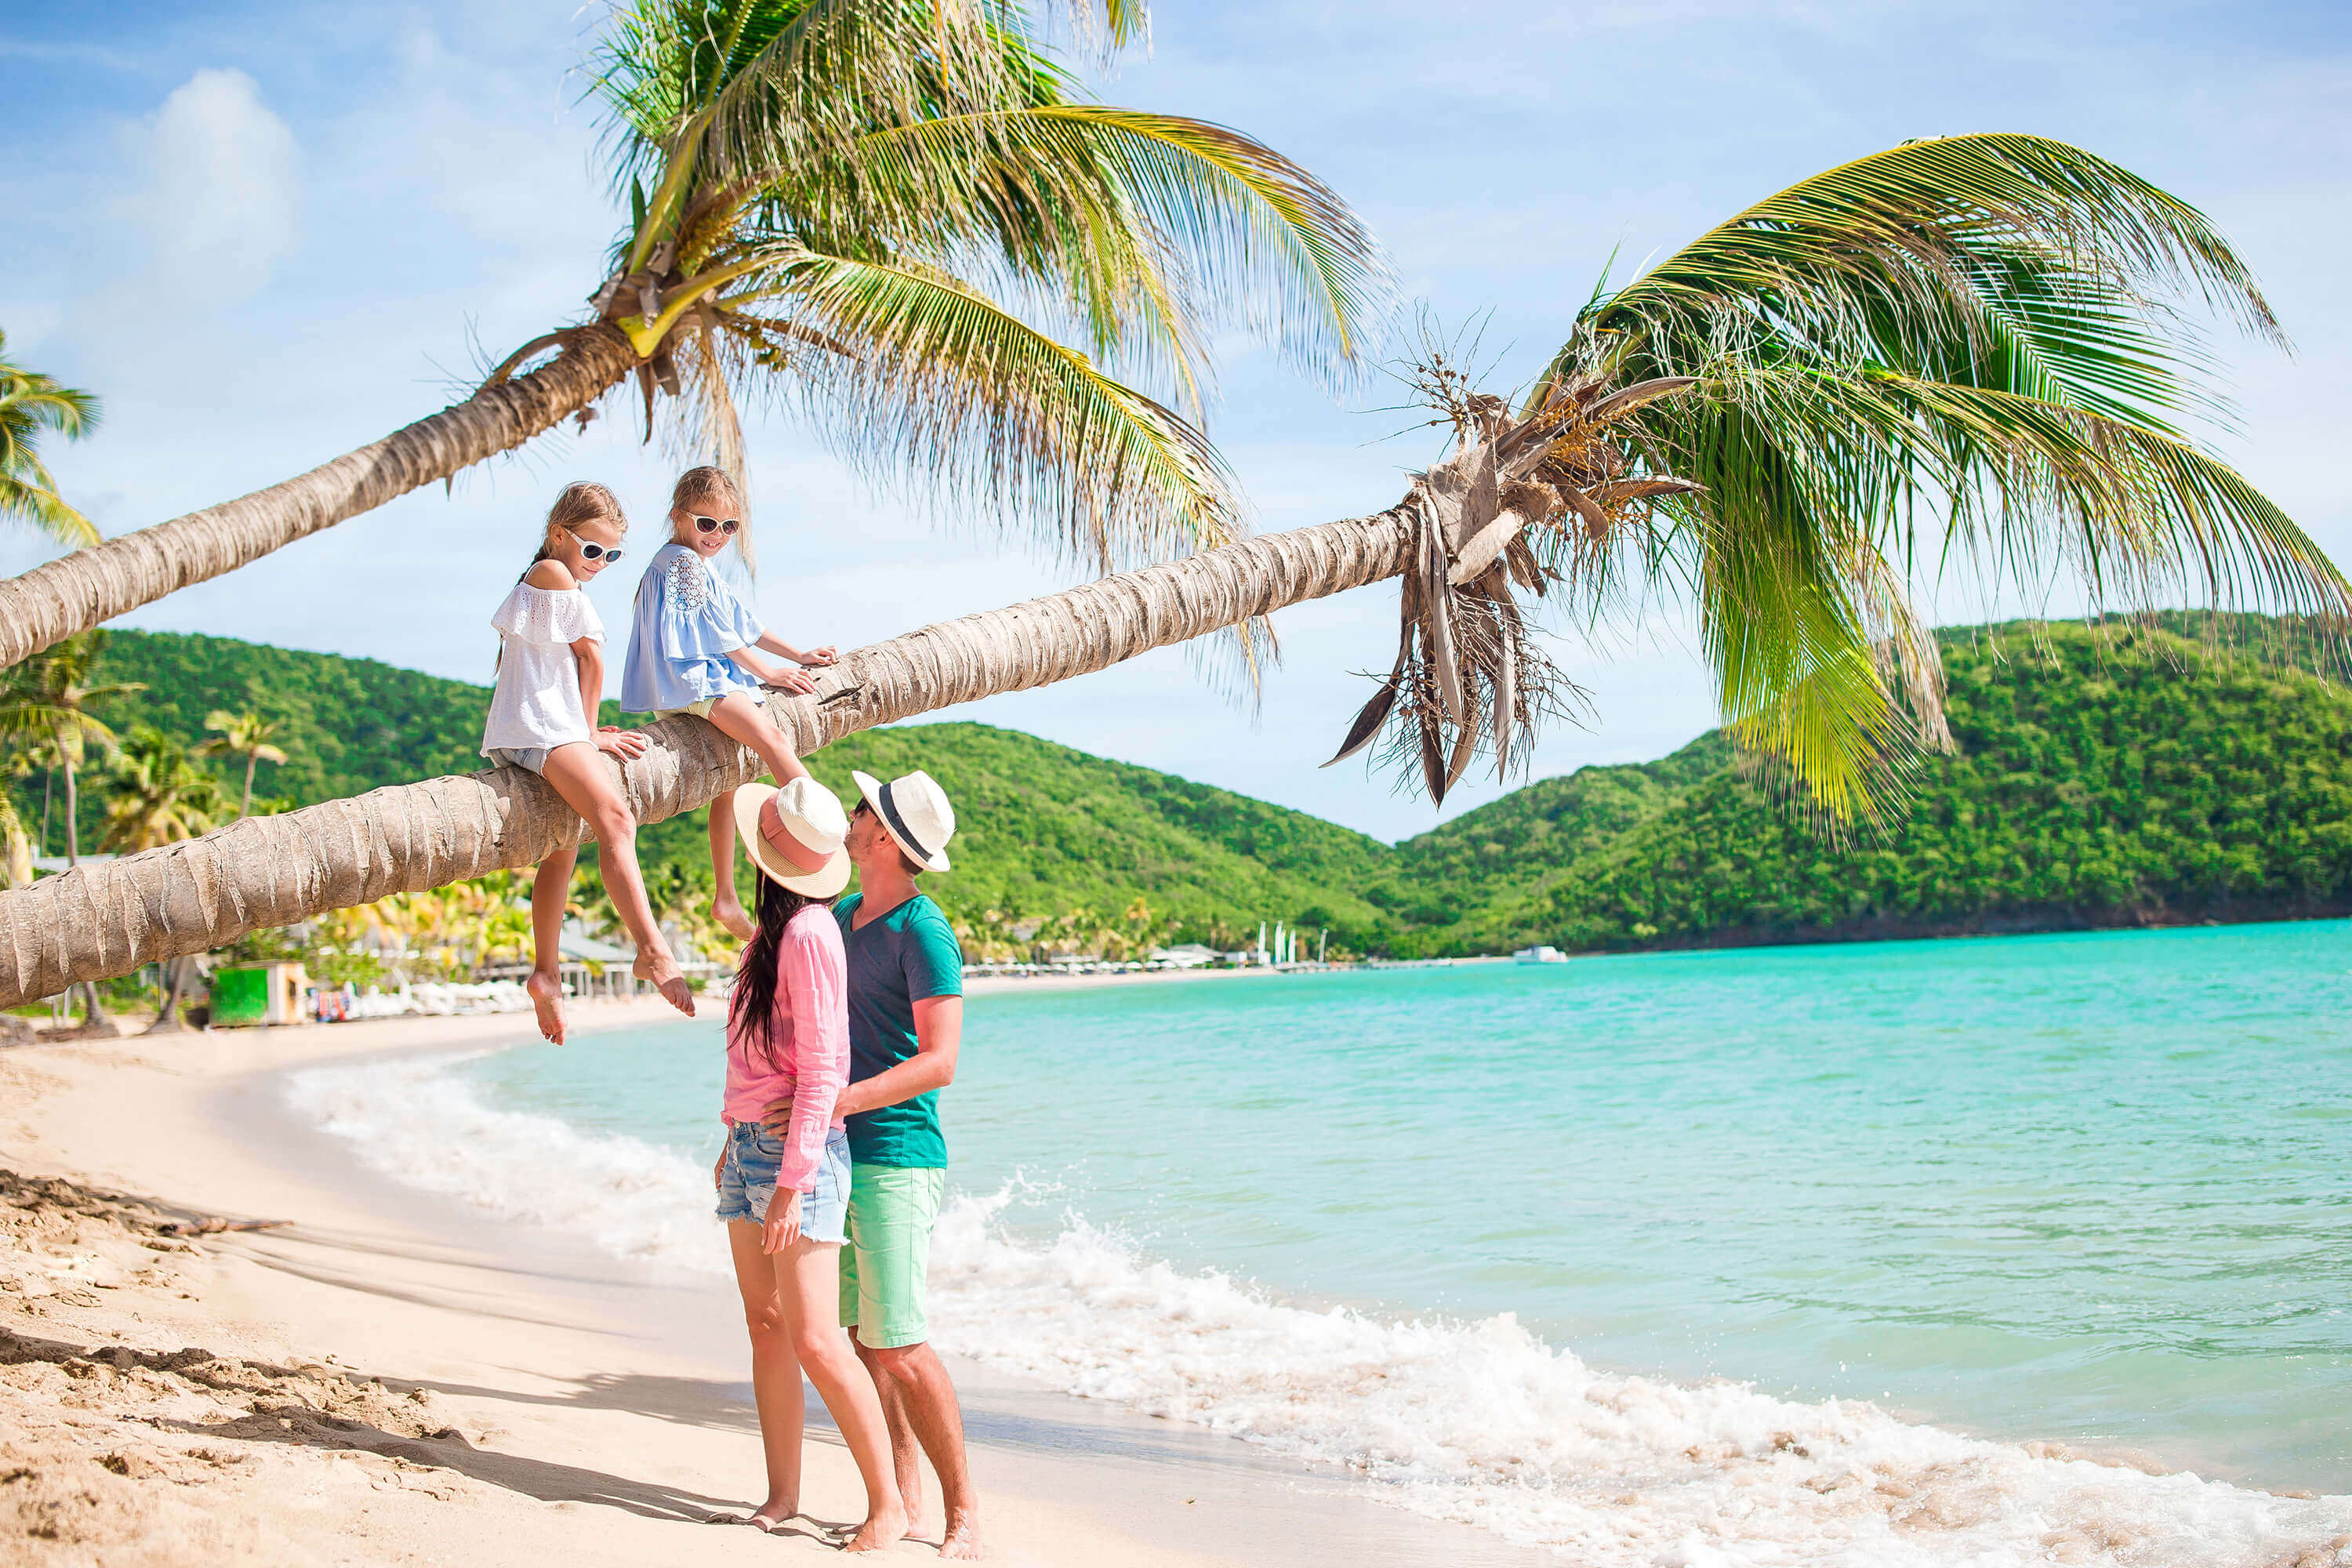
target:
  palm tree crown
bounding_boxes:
[194,708,289,818]
[0,328,102,549]
[1332,134,2347,822]
[0,631,140,864]
[101,728,230,855]
[541,0,1392,572]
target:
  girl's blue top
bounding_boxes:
[619,541,769,713]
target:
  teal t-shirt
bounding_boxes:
[835,891,964,1167]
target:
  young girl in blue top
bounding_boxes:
[621,466,837,941]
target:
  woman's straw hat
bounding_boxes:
[851,769,955,873]
[731,777,851,898]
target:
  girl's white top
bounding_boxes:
[481,582,605,754]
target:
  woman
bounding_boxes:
[712,776,906,1552]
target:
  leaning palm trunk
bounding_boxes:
[0,510,1414,1007]
[0,331,637,670]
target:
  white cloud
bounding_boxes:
[121,68,300,307]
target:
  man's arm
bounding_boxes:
[834,996,960,1120]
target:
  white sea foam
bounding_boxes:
[284,1054,727,1278]
[291,1056,2352,1566]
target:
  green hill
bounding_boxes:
[19,617,2352,960]
[1386,618,2352,953]
[30,630,1388,951]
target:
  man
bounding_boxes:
[828,768,980,1559]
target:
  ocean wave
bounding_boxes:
[289,1056,2352,1566]
[284,1054,727,1278]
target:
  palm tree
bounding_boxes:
[96,728,229,1033]
[100,728,229,854]
[0,134,2341,1004]
[0,792,27,890]
[0,632,140,866]
[0,0,1388,670]
[194,708,289,817]
[0,329,100,549]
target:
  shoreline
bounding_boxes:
[2,1004,1550,1565]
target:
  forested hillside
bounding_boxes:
[23,618,2352,959]
[31,631,1387,950]
[1386,619,2352,953]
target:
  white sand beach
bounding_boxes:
[1,1003,1550,1566]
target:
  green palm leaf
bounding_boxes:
[764,246,1243,571]
[1553,132,2334,825]
[0,328,102,549]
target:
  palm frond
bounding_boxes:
[850,105,1392,387]
[743,247,1245,571]
[1542,133,2332,825]
[1,328,103,548]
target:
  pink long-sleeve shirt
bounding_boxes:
[722,905,850,1194]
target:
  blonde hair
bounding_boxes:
[527,481,626,577]
[670,465,753,573]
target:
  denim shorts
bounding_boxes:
[714,1120,851,1244]
[485,746,553,775]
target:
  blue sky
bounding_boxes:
[3,2,2348,840]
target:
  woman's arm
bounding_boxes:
[763,921,848,1192]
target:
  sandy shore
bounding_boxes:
[2,1000,1548,1566]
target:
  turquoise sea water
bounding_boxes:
[452,919,2352,1496]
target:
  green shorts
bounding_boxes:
[838,1163,945,1349]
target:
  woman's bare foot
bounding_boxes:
[713,895,754,942]
[938,1508,982,1559]
[842,1499,909,1554]
[525,971,565,1044]
[633,950,696,1017]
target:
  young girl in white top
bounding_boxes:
[620,466,836,942]
[484,481,695,1043]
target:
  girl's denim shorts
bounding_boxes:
[714,1120,851,1245]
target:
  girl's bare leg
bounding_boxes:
[527,847,576,1044]
[538,742,693,1018]
[710,790,753,942]
[727,1221,804,1528]
[774,1236,906,1552]
[705,692,812,786]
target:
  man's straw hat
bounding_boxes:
[851,769,955,873]
[731,777,851,898]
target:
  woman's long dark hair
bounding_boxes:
[728,871,827,1070]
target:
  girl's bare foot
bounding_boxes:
[842,1500,909,1554]
[713,895,754,942]
[525,971,565,1044]
[633,951,696,1017]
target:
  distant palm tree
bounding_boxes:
[0,792,27,890]
[0,632,139,866]
[100,728,230,854]
[194,708,289,817]
[0,0,1388,670]
[0,328,100,549]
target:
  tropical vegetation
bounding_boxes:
[0,328,99,549]
[27,619,2352,981]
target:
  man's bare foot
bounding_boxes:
[841,1499,909,1554]
[713,896,754,942]
[938,1508,983,1559]
[525,971,565,1044]
[633,952,696,1018]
